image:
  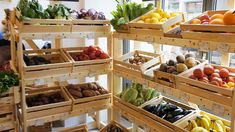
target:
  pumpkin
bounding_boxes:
[223,10,235,25]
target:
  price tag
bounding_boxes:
[35,119,44,126]
[212,104,225,116]
[198,41,209,51]
[34,78,45,86]
[217,43,230,54]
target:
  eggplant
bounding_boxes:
[143,105,156,112]
[164,113,173,120]
[171,108,184,117]
[168,114,184,123]
[152,104,163,116]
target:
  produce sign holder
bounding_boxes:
[164,26,182,38]
[63,82,111,112]
[129,8,185,35]
[14,9,72,33]
[181,10,235,43]
[100,120,129,132]
[23,49,72,79]
[176,63,234,107]
[113,50,162,78]
[154,61,206,88]
[177,111,230,131]
[71,18,111,33]
[139,96,197,128]
[25,87,72,120]
[58,124,88,132]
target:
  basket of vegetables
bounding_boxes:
[23,49,72,79]
[70,8,111,33]
[14,0,72,33]
[111,0,154,33]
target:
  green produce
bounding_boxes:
[111,0,154,30]
[119,83,160,106]
[17,0,71,20]
[0,71,19,94]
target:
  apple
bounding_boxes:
[189,75,197,80]
[214,69,220,73]
[226,76,235,83]
[193,68,204,78]
[210,73,220,80]
[100,53,109,59]
[202,21,209,24]
[210,81,219,86]
[199,77,209,83]
[89,52,96,60]
[95,50,102,57]
[83,47,89,55]
[211,77,223,86]
[204,65,214,75]
[88,46,97,52]
[199,14,210,22]
[219,68,229,78]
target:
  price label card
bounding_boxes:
[198,41,209,51]
[34,78,45,86]
[217,43,230,54]
[35,119,44,126]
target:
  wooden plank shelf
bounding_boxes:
[113,69,232,118]
[113,32,235,53]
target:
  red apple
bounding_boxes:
[95,50,102,57]
[193,68,204,78]
[199,77,209,83]
[89,52,96,60]
[88,46,97,52]
[211,77,223,86]
[83,47,89,55]
[210,81,219,86]
[219,68,229,78]
[210,73,220,80]
[189,75,197,80]
[226,76,235,83]
[214,69,220,73]
[100,53,109,59]
[199,15,210,22]
[204,65,214,75]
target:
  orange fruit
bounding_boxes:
[191,19,201,24]
[209,18,224,25]
[223,10,235,25]
[210,14,224,22]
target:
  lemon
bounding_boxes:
[140,15,147,20]
[144,18,151,23]
[227,82,235,88]
[162,12,171,19]
[160,18,168,23]
[156,8,164,15]
[150,18,159,24]
[137,20,144,23]
[152,13,162,20]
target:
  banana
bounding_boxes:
[210,129,217,132]
[211,120,224,132]
[215,120,226,132]
[200,117,210,130]
[202,114,211,125]
[188,120,198,131]
[195,116,202,126]
[191,127,208,132]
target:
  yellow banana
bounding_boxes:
[210,129,217,132]
[195,116,202,126]
[211,120,223,132]
[191,127,208,132]
[188,120,198,131]
[215,120,226,132]
[200,117,210,130]
[202,114,211,125]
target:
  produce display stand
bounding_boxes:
[100,120,129,132]
[0,87,20,132]
[8,8,113,131]
[112,30,235,132]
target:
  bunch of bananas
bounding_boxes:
[187,114,227,132]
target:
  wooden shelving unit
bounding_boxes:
[8,8,113,132]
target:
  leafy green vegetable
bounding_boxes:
[111,0,154,30]
[0,71,19,95]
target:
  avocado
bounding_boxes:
[159,63,168,72]
[167,59,176,66]
[185,53,195,59]
[176,55,185,63]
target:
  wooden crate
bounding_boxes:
[154,60,206,88]
[176,63,234,107]
[139,96,197,127]
[116,24,130,33]
[113,50,162,78]
[181,10,235,43]
[100,120,129,132]
[25,87,72,120]
[28,123,51,132]
[58,124,88,132]
[23,49,72,79]
[129,8,185,35]
[177,111,230,131]
[63,82,111,112]
[0,114,15,131]
[71,18,111,32]
[14,9,72,33]
[63,47,112,66]
[164,26,182,38]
